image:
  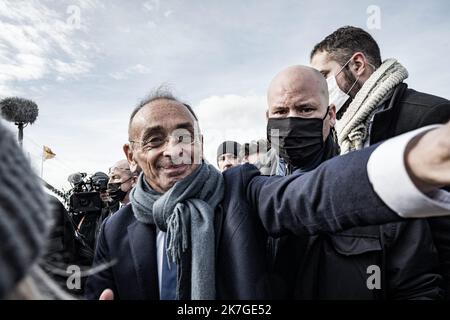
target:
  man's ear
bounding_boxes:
[352,52,370,76]
[329,104,337,127]
[123,143,138,173]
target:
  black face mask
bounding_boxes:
[107,178,132,202]
[267,108,329,169]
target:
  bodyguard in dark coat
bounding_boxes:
[371,84,450,297]
[86,90,450,300]
[311,26,450,297]
[266,65,442,300]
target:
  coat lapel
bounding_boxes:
[370,83,407,144]
[127,220,160,300]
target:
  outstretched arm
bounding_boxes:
[247,122,450,237]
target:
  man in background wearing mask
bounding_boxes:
[310,26,450,297]
[266,65,442,299]
[107,160,137,213]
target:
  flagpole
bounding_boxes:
[42,146,56,178]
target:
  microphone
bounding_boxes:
[0,97,39,147]
[0,97,39,124]
[68,172,86,186]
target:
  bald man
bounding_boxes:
[266,65,338,174]
[266,65,442,299]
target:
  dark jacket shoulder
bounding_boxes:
[401,88,449,108]
[396,86,450,128]
[100,204,135,242]
[371,84,450,144]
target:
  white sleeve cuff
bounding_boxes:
[367,125,450,218]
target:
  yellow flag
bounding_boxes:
[43,145,56,160]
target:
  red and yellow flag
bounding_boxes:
[43,145,56,160]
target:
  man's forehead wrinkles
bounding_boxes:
[140,121,194,133]
[270,96,289,110]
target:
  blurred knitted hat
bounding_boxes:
[216,141,241,160]
[0,121,51,298]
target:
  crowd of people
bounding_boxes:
[1,26,450,300]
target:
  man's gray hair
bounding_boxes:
[128,86,198,139]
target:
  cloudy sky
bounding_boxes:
[1,0,449,191]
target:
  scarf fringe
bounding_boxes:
[166,205,190,265]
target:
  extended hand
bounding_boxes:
[406,120,450,191]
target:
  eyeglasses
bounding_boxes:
[108,166,131,174]
[130,131,200,152]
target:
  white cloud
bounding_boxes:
[52,59,93,76]
[76,0,102,10]
[0,53,47,82]
[195,94,268,165]
[143,0,160,12]
[128,64,151,74]
[0,84,21,98]
[0,0,56,24]
[0,0,97,94]
[110,64,151,80]
[109,72,127,81]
